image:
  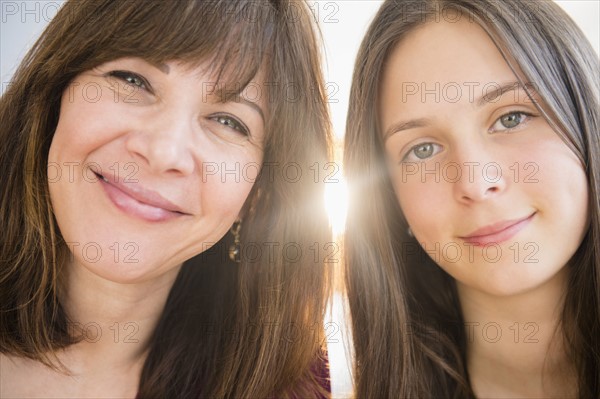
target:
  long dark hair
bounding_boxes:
[0,1,332,397]
[344,0,599,397]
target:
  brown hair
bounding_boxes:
[344,0,599,397]
[0,0,332,397]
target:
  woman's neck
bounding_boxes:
[0,261,182,398]
[58,260,181,372]
[457,267,577,398]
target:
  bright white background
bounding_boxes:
[1,1,598,397]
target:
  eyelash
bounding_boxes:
[400,111,536,162]
[401,142,442,162]
[107,70,151,92]
[489,111,534,133]
[106,70,250,136]
[210,114,250,136]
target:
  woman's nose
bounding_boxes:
[124,111,196,177]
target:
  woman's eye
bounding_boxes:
[403,142,441,162]
[107,70,150,91]
[211,114,249,136]
[490,111,532,132]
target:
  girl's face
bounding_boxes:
[48,57,266,283]
[380,20,589,296]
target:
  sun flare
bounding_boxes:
[324,176,349,238]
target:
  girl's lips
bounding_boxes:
[459,213,536,247]
[95,172,185,222]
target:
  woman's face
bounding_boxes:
[49,57,266,283]
[380,21,589,296]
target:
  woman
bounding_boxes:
[0,0,332,397]
[344,0,599,397]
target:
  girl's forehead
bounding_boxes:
[385,20,512,85]
[379,20,523,121]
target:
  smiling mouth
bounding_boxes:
[94,172,186,222]
[459,213,536,247]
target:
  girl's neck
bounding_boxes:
[457,267,577,398]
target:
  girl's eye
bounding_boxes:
[403,142,442,162]
[107,70,150,91]
[211,114,249,136]
[490,111,532,132]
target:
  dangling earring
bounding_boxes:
[229,219,242,263]
[407,226,414,237]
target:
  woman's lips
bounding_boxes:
[95,172,186,222]
[459,213,536,247]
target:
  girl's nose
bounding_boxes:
[452,144,507,205]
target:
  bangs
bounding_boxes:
[74,0,276,100]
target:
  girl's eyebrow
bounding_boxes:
[384,81,529,141]
[384,117,432,141]
[477,81,524,106]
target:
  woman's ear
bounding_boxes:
[239,185,262,221]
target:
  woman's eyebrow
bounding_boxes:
[236,97,265,124]
[150,62,170,75]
